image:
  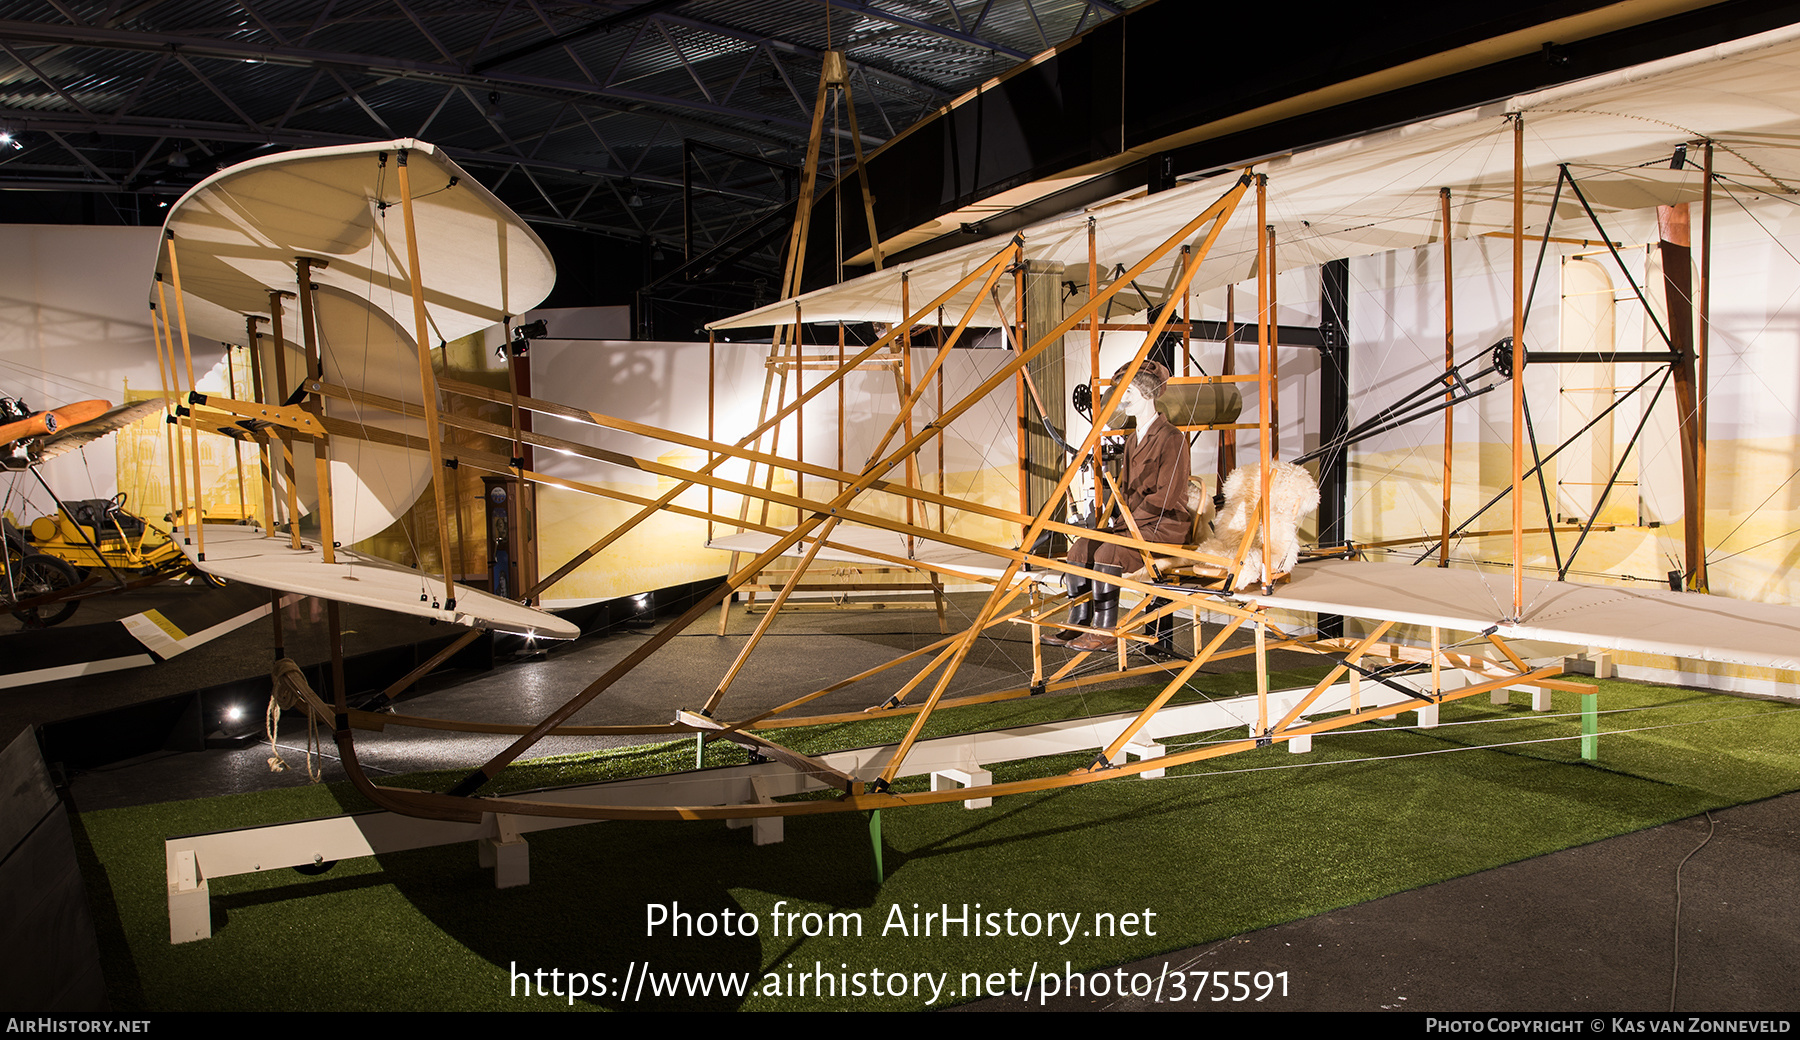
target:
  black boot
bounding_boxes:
[1069,566,1120,652]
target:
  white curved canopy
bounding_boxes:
[151,139,558,547]
[154,138,555,346]
[150,140,570,637]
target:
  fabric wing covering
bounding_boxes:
[171,527,578,641]
[709,25,1800,332]
[1260,561,1800,673]
[154,138,555,548]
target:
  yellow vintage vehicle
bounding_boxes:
[2,518,83,627]
[2,496,224,626]
[24,494,190,577]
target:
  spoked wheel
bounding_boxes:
[10,553,80,627]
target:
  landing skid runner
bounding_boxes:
[166,568,1597,941]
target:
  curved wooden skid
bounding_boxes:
[337,652,1573,824]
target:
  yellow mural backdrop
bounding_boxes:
[115,349,267,528]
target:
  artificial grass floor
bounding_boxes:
[76,673,1800,1011]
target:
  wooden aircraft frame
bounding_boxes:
[143,27,1800,940]
[155,157,1594,831]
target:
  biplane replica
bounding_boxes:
[1,395,173,625]
[156,26,1800,939]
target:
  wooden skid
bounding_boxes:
[676,710,857,791]
[337,638,1588,824]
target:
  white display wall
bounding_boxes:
[0,225,171,517]
[529,333,1022,604]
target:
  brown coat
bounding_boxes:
[1070,414,1192,570]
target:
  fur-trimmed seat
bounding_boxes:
[1130,461,1319,592]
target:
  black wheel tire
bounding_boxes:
[11,553,79,628]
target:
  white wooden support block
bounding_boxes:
[167,848,210,944]
[930,766,993,809]
[726,776,786,844]
[1506,680,1555,711]
[1591,653,1612,679]
[725,787,751,830]
[1287,733,1312,754]
[1416,704,1439,728]
[750,777,783,845]
[1490,689,1510,705]
[478,814,529,888]
[1123,739,1166,779]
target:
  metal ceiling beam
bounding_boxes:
[717,41,759,105]
[465,0,518,67]
[43,129,117,185]
[654,18,714,104]
[0,18,855,144]
[513,0,604,85]
[813,0,1030,60]
[320,66,395,136]
[109,49,169,119]
[390,0,462,65]
[121,133,164,182]
[1020,0,1050,51]
[0,38,97,118]
[647,9,948,99]
[471,0,691,73]
[234,0,293,47]
[169,50,266,133]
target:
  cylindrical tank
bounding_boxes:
[1097,380,1243,429]
[1157,381,1243,427]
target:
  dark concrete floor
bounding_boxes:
[11,584,1799,1012]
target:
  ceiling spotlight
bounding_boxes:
[629,189,644,208]
[487,91,504,120]
[0,131,19,150]
[167,150,189,168]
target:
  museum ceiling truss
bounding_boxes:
[0,0,1139,286]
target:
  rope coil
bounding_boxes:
[268,657,330,782]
